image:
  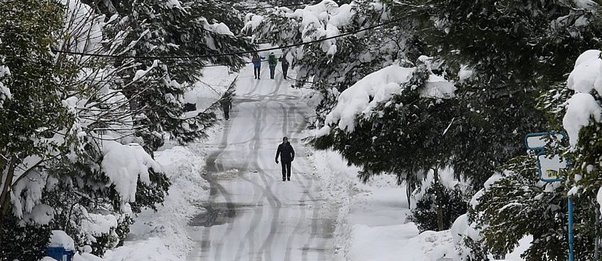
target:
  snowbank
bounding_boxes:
[312,150,459,260]
[102,145,209,261]
[350,223,456,261]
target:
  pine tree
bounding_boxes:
[0,0,72,222]
[473,156,599,259]
[83,0,254,150]
[386,0,602,187]
[411,179,467,231]
[314,57,458,215]
[244,0,419,123]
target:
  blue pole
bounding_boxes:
[568,197,575,261]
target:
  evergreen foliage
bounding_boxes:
[0,215,51,261]
[411,181,467,232]
[83,0,254,150]
[244,0,419,123]
[474,156,600,259]
[0,0,73,219]
[386,0,602,187]
[314,57,456,209]
[0,0,252,257]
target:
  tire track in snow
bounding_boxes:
[233,100,284,261]
[254,100,284,261]
[244,66,268,95]
[232,106,266,261]
[197,119,236,259]
[287,101,331,261]
[281,103,311,260]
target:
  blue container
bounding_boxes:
[46,247,75,261]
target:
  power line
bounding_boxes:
[235,2,314,11]
[52,17,403,60]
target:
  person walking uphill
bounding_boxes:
[268,52,277,79]
[252,53,262,79]
[275,137,295,181]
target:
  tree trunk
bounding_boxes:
[0,156,17,223]
[406,181,412,207]
[433,168,445,231]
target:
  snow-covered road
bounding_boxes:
[186,66,336,261]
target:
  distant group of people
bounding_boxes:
[251,52,289,80]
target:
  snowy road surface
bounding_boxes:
[186,65,336,261]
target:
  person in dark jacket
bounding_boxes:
[268,52,277,79]
[220,97,232,120]
[280,56,289,79]
[252,53,262,79]
[275,137,295,181]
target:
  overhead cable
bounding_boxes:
[52,18,403,60]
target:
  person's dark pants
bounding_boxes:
[269,66,276,79]
[281,160,291,181]
[254,66,261,79]
[282,65,289,79]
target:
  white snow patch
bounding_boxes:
[207,22,234,36]
[103,144,209,261]
[49,230,76,251]
[24,204,55,225]
[318,64,415,134]
[313,149,459,260]
[567,49,602,95]
[81,213,118,238]
[104,237,181,261]
[450,214,480,244]
[562,93,602,146]
[574,0,598,9]
[0,64,11,105]
[100,141,161,205]
[458,65,473,83]
[317,63,455,135]
[132,60,159,82]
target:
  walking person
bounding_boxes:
[252,53,262,79]
[220,97,232,120]
[275,137,295,181]
[280,56,289,79]
[268,52,277,79]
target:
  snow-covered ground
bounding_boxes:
[42,58,541,261]
[312,150,459,261]
[99,66,236,261]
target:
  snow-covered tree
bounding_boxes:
[83,0,254,150]
[314,56,459,226]
[243,0,419,123]
[0,0,79,259]
[461,44,602,259]
[1,0,253,258]
[469,156,600,260]
[411,179,467,232]
[388,0,602,187]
